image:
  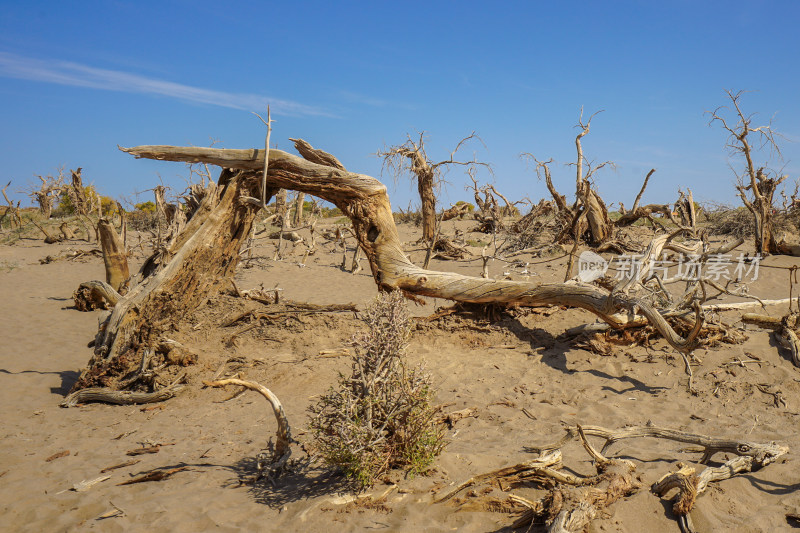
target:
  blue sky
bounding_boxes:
[1,1,799,211]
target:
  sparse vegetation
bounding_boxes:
[308,291,445,489]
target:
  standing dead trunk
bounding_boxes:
[378,132,487,243]
[274,188,288,225]
[742,169,783,255]
[29,173,65,220]
[69,168,89,216]
[98,218,130,294]
[708,90,788,256]
[417,167,436,241]
[292,192,305,227]
[1,181,22,229]
[522,111,612,248]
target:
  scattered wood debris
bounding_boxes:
[117,466,189,486]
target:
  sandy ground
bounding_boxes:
[1,219,800,532]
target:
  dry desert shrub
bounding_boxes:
[308,291,444,489]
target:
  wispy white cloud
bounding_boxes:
[0,52,331,117]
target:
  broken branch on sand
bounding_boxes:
[204,378,293,478]
[438,423,787,532]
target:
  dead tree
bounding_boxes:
[118,142,702,357]
[614,170,696,233]
[0,181,22,229]
[28,172,65,219]
[615,169,670,228]
[68,168,90,216]
[98,218,130,294]
[521,110,613,248]
[378,132,488,241]
[466,169,517,234]
[291,191,305,227]
[273,189,289,224]
[565,111,614,246]
[708,90,788,256]
[437,423,787,532]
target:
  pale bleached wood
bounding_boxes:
[204,378,292,474]
[98,218,130,293]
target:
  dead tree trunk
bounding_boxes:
[521,111,613,248]
[70,169,265,395]
[565,111,612,247]
[274,188,288,224]
[417,167,437,241]
[292,192,305,227]
[120,142,701,355]
[98,218,130,294]
[0,181,22,229]
[69,168,89,216]
[378,132,488,243]
[29,173,64,220]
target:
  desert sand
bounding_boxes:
[1,218,799,533]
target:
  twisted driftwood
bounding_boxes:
[119,142,702,354]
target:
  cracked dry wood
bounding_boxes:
[436,425,638,533]
[60,381,184,407]
[73,280,122,311]
[69,169,267,400]
[120,143,702,354]
[440,423,787,532]
[98,217,130,293]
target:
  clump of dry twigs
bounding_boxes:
[308,291,444,489]
[705,204,755,238]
